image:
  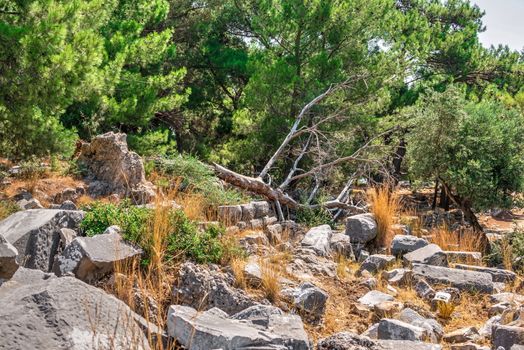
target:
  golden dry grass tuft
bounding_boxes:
[431,226,483,252]
[260,261,281,303]
[500,236,514,271]
[368,185,400,249]
[230,257,247,289]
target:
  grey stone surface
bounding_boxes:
[415,279,436,300]
[455,264,517,283]
[377,319,428,341]
[241,203,256,221]
[52,227,142,283]
[412,263,493,293]
[0,209,84,271]
[403,244,448,267]
[253,201,271,218]
[378,340,442,350]
[317,332,377,350]
[78,132,155,204]
[167,304,310,350]
[0,235,18,280]
[360,254,395,274]
[172,262,259,315]
[59,200,78,210]
[17,198,44,210]
[442,326,478,344]
[0,267,150,349]
[218,205,243,225]
[399,308,443,342]
[382,268,412,287]
[346,213,378,244]
[301,225,332,256]
[330,233,355,259]
[292,282,329,320]
[358,290,395,308]
[391,235,429,257]
[492,325,524,350]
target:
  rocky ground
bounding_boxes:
[1,132,524,350]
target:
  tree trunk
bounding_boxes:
[391,138,406,183]
[431,178,439,210]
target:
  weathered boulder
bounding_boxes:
[17,197,44,210]
[399,308,443,342]
[172,262,259,315]
[244,260,262,287]
[403,244,448,267]
[491,292,524,305]
[253,201,271,218]
[0,267,150,349]
[291,282,329,321]
[330,233,354,259]
[358,290,395,308]
[412,263,493,293]
[218,205,243,225]
[0,209,84,271]
[382,268,412,287]
[52,226,142,283]
[78,132,155,204]
[301,225,332,256]
[492,325,524,350]
[359,254,395,274]
[443,327,479,344]
[377,319,428,341]
[346,213,378,244]
[167,304,310,350]
[455,264,517,283]
[266,223,283,244]
[0,235,18,280]
[378,340,442,350]
[415,279,436,300]
[59,200,78,210]
[287,248,337,279]
[391,235,429,257]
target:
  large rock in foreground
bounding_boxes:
[0,267,150,349]
[167,304,310,350]
[78,132,155,204]
[0,235,18,280]
[0,209,84,272]
[345,213,378,244]
[52,226,142,283]
[412,263,493,293]
[301,225,332,256]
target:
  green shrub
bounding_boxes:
[16,158,46,180]
[80,200,238,264]
[127,128,178,157]
[295,206,334,228]
[485,228,524,271]
[156,155,247,206]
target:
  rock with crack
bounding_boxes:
[0,235,18,280]
[412,263,493,293]
[290,282,329,322]
[78,132,155,204]
[345,213,378,244]
[403,244,448,267]
[359,254,395,274]
[378,318,429,341]
[317,332,442,350]
[167,304,310,350]
[52,226,142,283]
[390,235,429,257]
[382,268,412,287]
[301,224,332,256]
[0,267,151,349]
[329,233,355,259]
[0,209,84,272]
[455,264,517,283]
[399,308,443,342]
[172,262,260,315]
[287,247,337,280]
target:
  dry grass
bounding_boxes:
[367,185,400,249]
[335,253,357,281]
[500,236,514,271]
[436,300,455,319]
[431,226,483,252]
[260,261,281,303]
[110,193,177,350]
[230,257,247,289]
[441,293,490,335]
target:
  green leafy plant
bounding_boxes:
[295,206,333,228]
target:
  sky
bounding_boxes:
[472,0,524,51]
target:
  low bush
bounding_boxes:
[486,228,524,270]
[295,206,333,228]
[80,200,239,265]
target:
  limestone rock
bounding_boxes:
[0,267,150,349]
[0,235,18,280]
[443,327,479,344]
[0,209,84,271]
[52,227,142,283]
[167,304,310,350]
[330,233,354,259]
[292,282,329,321]
[390,235,429,257]
[377,318,428,341]
[253,201,271,218]
[172,262,258,315]
[382,268,412,287]
[358,290,395,308]
[78,132,155,204]
[346,213,378,244]
[412,263,493,293]
[403,244,448,267]
[359,254,395,274]
[17,197,44,210]
[218,205,243,225]
[399,308,443,342]
[492,325,524,350]
[455,264,517,283]
[317,332,377,350]
[301,224,332,256]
